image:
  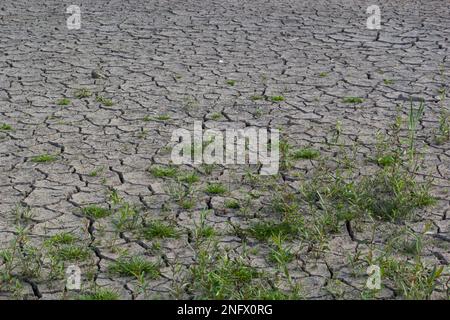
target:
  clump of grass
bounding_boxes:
[376,154,397,167]
[0,124,12,131]
[143,220,178,240]
[178,172,200,184]
[224,199,240,209]
[358,169,435,220]
[268,235,294,265]
[149,166,178,178]
[250,95,264,101]
[96,96,114,106]
[155,114,171,121]
[190,248,297,299]
[56,98,71,106]
[210,112,222,120]
[52,245,90,262]
[375,255,444,299]
[205,183,227,195]
[30,154,57,163]
[109,257,160,279]
[247,221,300,241]
[226,80,236,86]
[74,88,92,98]
[291,148,320,160]
[343,97,364,104]
[383,79,394,85]
[112,203,140,232]
[45,232,77,246]
[270,95,285,102]
[79,288,120,300]
[82,205,112,219]
[319,72,328,78]
[192,210,217,241]
[88,166,104,177]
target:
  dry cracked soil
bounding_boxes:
[0,0,449,300]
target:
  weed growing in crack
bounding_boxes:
[45,232,78,246]
[143,220,179,240]
[247,221,300,241]
[74,88,92,99]
[226,80,236,86]
[270,95,285,102]
[51,245,91,262]
[205,183,227,195]
[210,112,222,120]
[0,123,12,131]
[188,244,299,299]
[79,288,120,300]
[149,165,178,178]
[109,257,160,279]
[291,147,320,160]
[82,205,112,219]
[193,210,216,242]
[30,154,57,163]
[268,234,294,265]
[112,202,140,232]
[224,199,240,209]
[96,95,114,106]
[178,172,200,184]
[56,98,71,106]
[433,89,449,145]
[343,97,364,104]
[88,166,105,178]
[250,95,264,101]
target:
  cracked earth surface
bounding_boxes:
[0,0,449,299]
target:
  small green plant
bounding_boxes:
[30,154,57,163]
[383,79,394,85]
[79,288,120,300]
[56,98,71,106]
[376,154,397,167]
[270,95,285,102]
[143,220,178,240]
[434,91,449,144]
[82,205,112,219]
[268,234,294,265]
[45,233,77,246]
[74,88,92,98]
[250,95,264,101]
[149,166,178,178]
[193,210,216,241]
[319,72,328,78]
[343,97,364,104]
[211,112,222,120]
[109,257,160,279]
[96,96,114,106]
[112,203,140,232]
[0,124,12,131]
[189,247,298,299]
[52,245,90,262]
[248,221,299,241]
[156,114,171,121]
[205,183,227,195]
[88,166,104,177]
[143,115,151,122]
[226,80,236,86]
[224,199,240,209]
[291,148,320,160]
[178,172,200,184]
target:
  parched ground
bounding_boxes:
[0,0,449,300]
